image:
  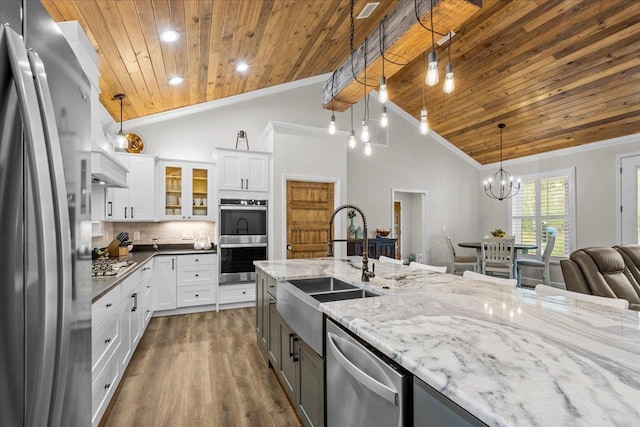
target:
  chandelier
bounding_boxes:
[483,123,520,201]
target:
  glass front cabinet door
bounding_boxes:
[161,161,214,220]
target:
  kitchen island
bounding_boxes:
[255,257,640,427]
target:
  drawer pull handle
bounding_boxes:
[195,294,199,297]
[195,259,199,262]
[106,303,112,308]
[195,274,199,277]
[105,338,111,344]
[269,285,275,288]
[104,383,111,390]
[147,285,151,288]
[242,291,246,294]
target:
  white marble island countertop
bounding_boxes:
[254,257,640,427]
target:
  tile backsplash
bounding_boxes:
[92,221,216,248]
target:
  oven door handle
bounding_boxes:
[219,243,268,249]
[219,205,268,211]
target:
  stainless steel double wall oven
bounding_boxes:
[219,199,268,285]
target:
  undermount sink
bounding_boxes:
[289,277,356,293]
[277,276,381,356]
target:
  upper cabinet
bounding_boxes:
[106,154,156,221]
[159,160,214,221]
[217,149,270,193]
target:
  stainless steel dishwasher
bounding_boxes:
[326,319,410,427]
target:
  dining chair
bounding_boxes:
[379,255,404,265]
[516,236,555,287]
[534,284,629,310]
[409,262,447,273]
[481,236,515,279]
[445,234,477,274]
[463,270,517,287]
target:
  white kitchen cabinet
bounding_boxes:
[177,254,216,308]
[140,264,154,327]
[153,256,177,311]
[106,153,156,221]
[159,160,214,220]
[119,269,142,370]
[217,149,269,192]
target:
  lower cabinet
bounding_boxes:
[153,256,177,311]
[91,262,153,427]
[275,308,324,427]
[255,267,325,427]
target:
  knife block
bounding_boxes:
[107,239,128,257]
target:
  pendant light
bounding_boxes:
[328,72,337,135]
[360,38,370,143]
[348,106,357,149]
[443,31,455,94]
[113,94,128,149]
[419,86,429,135]
[378,19,388,104]
[483,123,521,201]
[425,0,439,87]
[380,105,388,128]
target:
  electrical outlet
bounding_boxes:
[182,231,192,240]
[133,231,140,240]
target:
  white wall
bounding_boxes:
[480,133,640,286]
[269,125,348,259]
[347,102,482,267]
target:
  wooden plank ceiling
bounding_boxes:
[43,0,640,165]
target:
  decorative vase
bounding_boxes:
[203,237,212,250]
[348,217,357,239]
[355,226,364,239]
[194,238,204,250]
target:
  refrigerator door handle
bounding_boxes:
[28,49,73,427]
[3,25,58,426]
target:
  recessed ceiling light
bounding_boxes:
[160,30,180,43]
[168,76,184,85]
[236,62,249,72]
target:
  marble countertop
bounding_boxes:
[254,257,640,427]
[92,247,216,302]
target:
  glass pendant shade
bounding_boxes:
[364,142,372,156]
[419,107,429,135]
[378,76,388,104]
[380,106,388,128]
[426,50,439,86]
[328,113,336,135]
[360,120,370,143]
[115,131,127,149]
[443,63,455,94]
[348,131,357,149]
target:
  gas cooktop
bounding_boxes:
[91,258,137,278]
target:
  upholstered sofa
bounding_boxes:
[560,246,640,311]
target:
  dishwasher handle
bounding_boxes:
[327,332,398,406]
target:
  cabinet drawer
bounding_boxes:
[178,254,215,267]
[177,285,216,307]
[219,284,256,304]
[266,276,277,298]
[92,284,122,330]
[92,346,119,426]
[177,265,215,287]
[91,309,120,373]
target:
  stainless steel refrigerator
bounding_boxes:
[0,1,91,425]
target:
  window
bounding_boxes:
[508,168,575,258]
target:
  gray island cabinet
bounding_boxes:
[255,268,325,427]
[255,257,640,427]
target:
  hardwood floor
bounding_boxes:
[101,308,301,427]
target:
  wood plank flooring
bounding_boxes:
[101,308,301,427]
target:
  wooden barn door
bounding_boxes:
[286,181,334,259]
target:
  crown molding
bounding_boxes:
[122,73,332,129]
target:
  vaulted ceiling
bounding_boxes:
[43,0,640,165]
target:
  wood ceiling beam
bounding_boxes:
[321,0,482,112]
